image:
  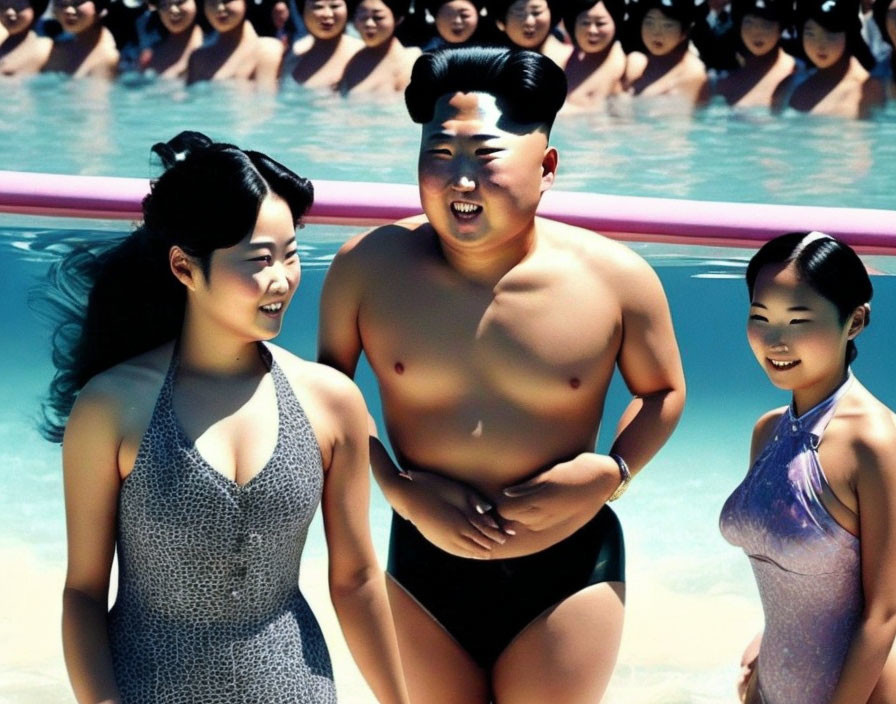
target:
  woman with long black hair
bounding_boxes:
[44,131,409,704]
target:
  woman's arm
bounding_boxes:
[318,369,409,704]
[61,380,123,704]
[829,424,896,704]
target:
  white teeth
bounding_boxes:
[452,202,480,214]
[769,359,798,369]
[260,302,283,313]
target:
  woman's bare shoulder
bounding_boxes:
[752,406,786,450]
[68,343,173,441]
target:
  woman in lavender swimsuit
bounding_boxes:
[720,232,896,704]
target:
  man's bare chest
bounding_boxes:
[358,274,620,398]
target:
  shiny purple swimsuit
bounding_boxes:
[720,375,862,704]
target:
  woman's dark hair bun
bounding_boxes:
[151,131,215,170]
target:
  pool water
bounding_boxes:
[1,74,895,703]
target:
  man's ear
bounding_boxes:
[169,246,201,291]
[540,146,558,193]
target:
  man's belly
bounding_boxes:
[385,406,606,558]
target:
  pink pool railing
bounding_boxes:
[1,170,895,253]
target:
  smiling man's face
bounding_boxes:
[418,91,557,248]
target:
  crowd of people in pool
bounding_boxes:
[1,0,895,116]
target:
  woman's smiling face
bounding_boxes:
[574,1,617,53]
[747,262,858,404]
[435,0,478,43]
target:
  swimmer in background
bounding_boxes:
[338,0,419,95]
[787,0,884,117]
[421,0,488,50]
[561,0,628,108]
[720,232,896,704]
[319,47,686,703]
[714,0,797,109]
[487,0,571,66]
[624,0,710,104]
[42,0,119,77]
[186,0,284,88]
[871,0,896,93]
[285,0,362,89]
[141,0,203,78]
[0,0,52,75]
[247,0,298,45]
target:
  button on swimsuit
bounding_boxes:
[107,343,337,703]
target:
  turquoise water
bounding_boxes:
[2,75,896,702]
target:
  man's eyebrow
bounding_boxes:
[749,302,813,312]
[425,131,502,142]
[245,237,297,250]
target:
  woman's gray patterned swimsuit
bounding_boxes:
[108,344,338,703]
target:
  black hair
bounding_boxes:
[732,0,793,27]
[873,0,894,43]
[796,0,876,69]
[29,0,51,20]
[347,0,411,21]
[485,0,562,27]
[562,0,625,46]
[423,0,484,15]
[745,232,873,367]
[35,131,313,442]
[635,0,697,28]
[50,0,111,11]
[405,46,567,132]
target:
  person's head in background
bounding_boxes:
[796,0,876,70]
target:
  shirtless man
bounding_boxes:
[319,47,686,703]
[42,0,119,78]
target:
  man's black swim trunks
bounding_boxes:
[387,504,625,669]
